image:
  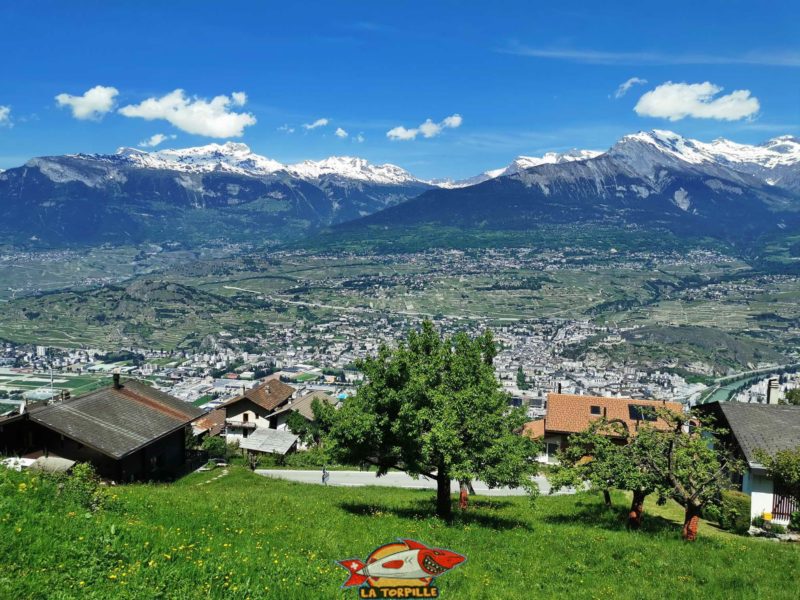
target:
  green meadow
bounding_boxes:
[1,466,798,599]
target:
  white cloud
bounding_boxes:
[138,133,176,148]
[614,77,647,99]
[119,89,256,137]
[55,85,118,120]
[385,125,418,141]
[355,133,365,143]
[634,81,760,121]
[277,124,295,134]
[335,127,348,138]
[386,113,462,141]
[0,105,10,127]
[303,118,329,130]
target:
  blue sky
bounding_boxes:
[0,0,798,179]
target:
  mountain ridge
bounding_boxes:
[1,130,799,248]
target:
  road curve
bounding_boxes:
[255,469,571,496]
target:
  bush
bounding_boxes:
[284,447,330,468]
[201,436,227,459]
[790,511,800,532]
[770,523,787,534]
[60,463,110,511]
[752,515,766,529]
[716,490,751,534]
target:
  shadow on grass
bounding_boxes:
[542,500,678,535]
[338,498,532,531]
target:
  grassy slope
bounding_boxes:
[2,467,799,599]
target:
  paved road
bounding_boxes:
[255,469,570,496]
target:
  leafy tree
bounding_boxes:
[548,418,663,528]
[516,366,529,390]
[636,410,742,541]
[756,446,800,506]
[326,321,541,519]
[781,388,800,406]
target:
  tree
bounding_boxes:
[781,389,800,406]
[548,418,662,528]
[756,446,800,505]
[636,410,743,541]
[516,366,529,390]
[325,321,541,519]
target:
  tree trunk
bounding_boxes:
[682,504,701,541]
[603,489,612,507]
[459,481,469,510]
[628,489,646,529]
[436,465,452,520]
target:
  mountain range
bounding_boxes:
[339,130,800,248]
[1,131,798,248]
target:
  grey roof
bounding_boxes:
[31,456,76,473]
[717,403,800,465]
[29,380,204,460]
[239,427,298,455]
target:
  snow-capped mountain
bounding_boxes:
[106,143,423,187]
[343,130,800,243]
[436,149,603,188]
[0,143,435,246]
[605,130,800,191]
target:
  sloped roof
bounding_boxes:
[545,393,683,436]
[270,391,336,421]
[31,456,76,473]
[222,379,295,413]
[239,427,298,455]
[715,402,800,465]
[193,408,226,436]
[522,419,546,439]
[29,380,203,460]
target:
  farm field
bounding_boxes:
[0,368,111,397]
[1,467,798,599]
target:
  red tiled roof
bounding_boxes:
[221,379,295,413]
[523,419,546,439]
[543,393,683,436]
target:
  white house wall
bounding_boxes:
[743,470,788,524]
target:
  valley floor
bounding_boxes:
[1,467,798,599]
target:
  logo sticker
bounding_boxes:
[337,539,465,598]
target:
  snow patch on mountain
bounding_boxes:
[287,156,419,185]
[672,188,691,211]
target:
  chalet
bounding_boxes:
[220,379,295,442]
[0,375,203,481]
[700,401,800,525]
[524,393,683,463]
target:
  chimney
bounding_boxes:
[766,378,780,405]
[113,373,121,389]
[557,382,562,394]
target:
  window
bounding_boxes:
[243,413,249,423]
[629,405,657,421]
[546,442,559,457]
[590,405,602,416]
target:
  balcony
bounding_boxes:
[225,419,257,430]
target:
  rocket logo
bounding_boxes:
[337,539,465,598]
